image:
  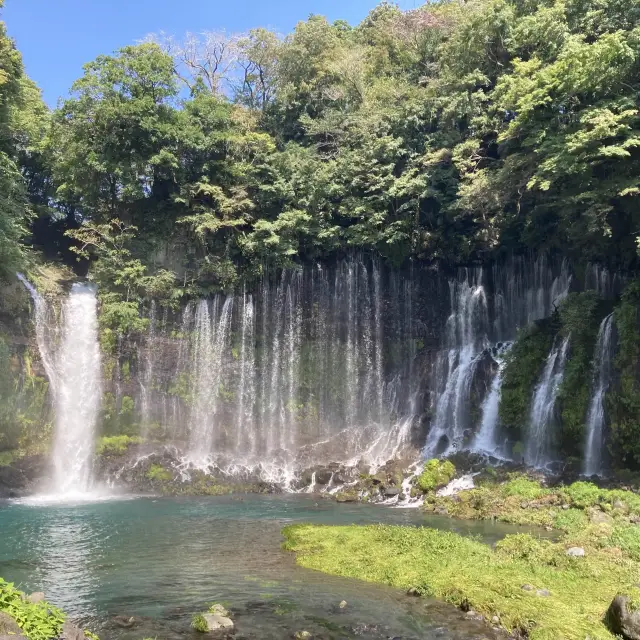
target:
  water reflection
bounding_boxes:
[0,496,517,639]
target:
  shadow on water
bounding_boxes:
[0,495,534,639]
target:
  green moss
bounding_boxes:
[146,464,173,482]
[191,613,208,633]
[556,293,606,457]
[416,459,456,493]
[95,435,142,456]
[500,318,558,439]
[502,476,548,500]
[284,521,639,640]
[608,279,640,469]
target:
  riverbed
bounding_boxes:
[0,494,521,639]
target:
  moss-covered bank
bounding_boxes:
[284,475,640,639]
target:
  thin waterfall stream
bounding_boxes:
[583,314,615,476]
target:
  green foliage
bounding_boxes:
[0,578,65,640]
[146,464,172,482]
[95,435,142,456]
[191,614,208,633]
[556,292,606,456]
[561,481,603,508]
[502,476,547,500]
[608,279,640,468]
[416,459,455,493]
[500,318,558,438]
[283,522,637,640]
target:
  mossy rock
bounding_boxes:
[417,459,456,493]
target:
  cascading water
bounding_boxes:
[159,257,418,477]
[18,276,102,495]
[583,314,615,476]
[473,343,511,456]
[425,271,489,455]
[525,336,570,468]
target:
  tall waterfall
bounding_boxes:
[525,336,570,468]
[18,277,102,494]
[583,314,615,476]
[425,271,489,455]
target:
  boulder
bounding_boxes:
[60,621,86,640]
[26,591,45,604]
[589,508,613,526]
[209,604,229,617]
[0,612,23,636]
[566,547,585,557]
[201,613,234,632]
[606,595,640,640]
[383,486,400,498]
[315,469,333,485]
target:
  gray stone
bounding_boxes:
[566,547,585,557]
[614,500,627,510]
[26,591,45,604]
[0,612,23,636]
[60,621,86,640]
[209,604,229,617]
[521,584,535,592]
[383,486,400,497]
[491,616,500,624]
[606,595,640,640]
[589,508,613,525]
[536,589,551,597]
[201,613,234,632]
[562,504,570,510]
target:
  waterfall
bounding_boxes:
[167,257,417,474]
[140,299,157,437]
[18,276,102,495]
[473,344,511,456]
[525,336,570,468]
[425,270,489,455]
[583,314,614,476]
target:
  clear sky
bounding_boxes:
[3,0,418,107]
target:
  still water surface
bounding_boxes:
[0,495,517,639]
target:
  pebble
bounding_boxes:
[339,600,347,609]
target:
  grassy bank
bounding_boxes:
[283,474,640,639]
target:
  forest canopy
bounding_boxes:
[2,0,640,303]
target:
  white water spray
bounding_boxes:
[583,314,614,476]
[18,276,102,496]
[525,336,570,468]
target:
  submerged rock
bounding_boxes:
[606,595,640,640]
[201,613,234,632]
[25,591,45,604]
[60,621,87,640]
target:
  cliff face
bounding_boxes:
[1,253,639,495]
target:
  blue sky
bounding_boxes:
[4,0,418,106]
